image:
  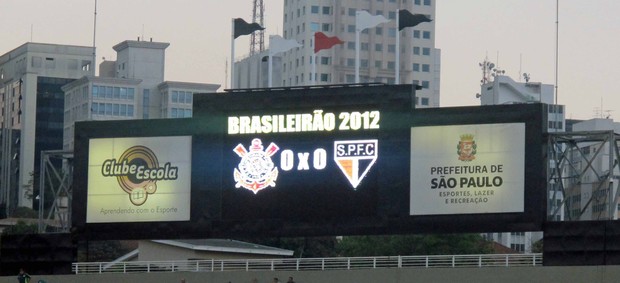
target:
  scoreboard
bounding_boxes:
[72,84,546,240]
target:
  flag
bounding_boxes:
[269,35,302,56]
[356,10,390,31]
[233,18,264,39]
[398,9,432,31]
[314,32,344,53]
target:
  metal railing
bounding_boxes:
[72,253,542,274]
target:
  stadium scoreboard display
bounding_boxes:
[72,85,546,240]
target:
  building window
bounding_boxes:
[322,23,331,32]
[375,44,383,51]
[320,73,330,82]
[413,47,420,55]
[421,97,429,105]
[322,6,331,15]
[424,0,432,5]
[348,8,356,16]
[45,57,55,69]
[413,30,420,38]
[387,61,395,70]
[375,27,383,35]
[388,11,396,19]
[311,5,319,13]
[347,58,355,67]
[143,89,150,119]
[415,0,421,4]
[421,81,430,89]
[347,42,355,50]
[423,31,431,39]
[321,57,330,65]
[413,63,420,72]
[388,28,396,37]
[388,44,396,53]
[361,60,369,68]
[423,47,431,55]
[361,43,369,51]
[422,64,430,72]
[310,22,320,31]
[347,25,355,33]
[32,56,42,68]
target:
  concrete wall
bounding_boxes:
[3,266,620,283]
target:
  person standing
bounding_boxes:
[17,268,30,283]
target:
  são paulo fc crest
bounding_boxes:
[233,138,280,194]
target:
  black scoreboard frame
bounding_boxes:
[72,84,546,240]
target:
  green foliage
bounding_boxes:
[336,234,493,257]
[2,220,37,235]
[243,237,339,258]
[531,239,543,253]
[10,207,38,218]
[85,241,134,262]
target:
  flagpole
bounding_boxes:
[313,52,317,85]
[395,9,400,84]
[268,53,273,87]
[355,28,360,83]
[230,18,235,88]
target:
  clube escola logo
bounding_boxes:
[101,145,179,205]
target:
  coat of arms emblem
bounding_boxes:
[233,138,280,193]
[457,134,476,161]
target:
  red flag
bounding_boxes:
[314,32,344,53]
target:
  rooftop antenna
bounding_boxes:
[92,0,98,75]
[478,55,495,85]
[224,59,228,89]
[30,24,33,42]
[250,0,265,55]
[554,0,559,105]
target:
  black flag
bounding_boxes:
[398,9,432,31]
[233,18,264,39]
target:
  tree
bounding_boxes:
[336,234,493,257]
[1,220,37,235]
[241,237,339,258]
[531,239,543,253]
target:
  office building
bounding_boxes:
[478,73,563,253]
[0,43,94,213]
[62,39,220,150]
[235,0,440,108]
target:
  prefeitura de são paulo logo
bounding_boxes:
[101,145,178,205]
[457,134,477,161]
[233,138,280,194]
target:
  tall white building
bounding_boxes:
[236,0,440,108]
[62,40,220,150]
[561,118,620,221]
[478,73,563,253]
[0,43,94,212]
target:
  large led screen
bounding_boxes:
[222,109,382,221]
[410,123,525,215]
[86,136,191,223]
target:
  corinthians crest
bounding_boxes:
[233,138,280,194]
[457,134,476,161]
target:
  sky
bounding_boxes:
[1,0,619,120]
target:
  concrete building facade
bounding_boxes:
[235,0,440,108]
[0,43,94,213]
[62,40,220,150]
[478,74,564,253]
